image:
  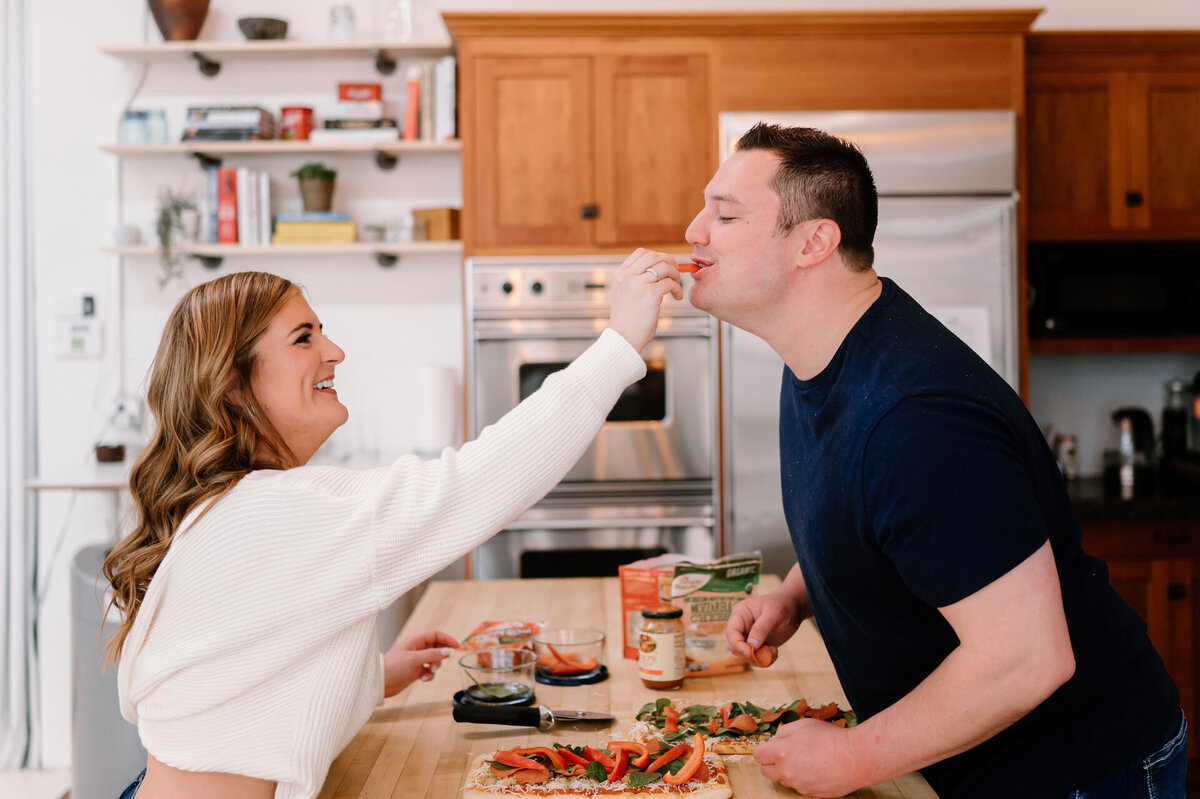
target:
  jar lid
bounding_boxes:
[641,605,682,619]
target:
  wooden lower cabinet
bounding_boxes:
[1083,517,1199,759]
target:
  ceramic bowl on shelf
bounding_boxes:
[237,16,288,40]
[532,628,605,679]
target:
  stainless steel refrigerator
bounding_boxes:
[718,110,1020,578]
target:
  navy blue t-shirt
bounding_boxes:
[779,278,1178,799]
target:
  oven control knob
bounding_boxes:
[530,280,543,295]
[501,280,514,294]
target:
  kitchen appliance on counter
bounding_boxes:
[466,257,720,579]
[718,110,1021,578]
[1104,407,1156,499]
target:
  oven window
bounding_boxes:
[519,360,666,422]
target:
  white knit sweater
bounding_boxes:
[118,329,645,798]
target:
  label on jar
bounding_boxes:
[638,630,685,682]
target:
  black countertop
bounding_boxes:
[1067,470,1200,520]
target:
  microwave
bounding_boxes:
[1028,243,1200,338]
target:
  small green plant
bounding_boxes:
[155,186,198,287]
[290,161,337,181]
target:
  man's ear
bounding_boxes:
[799,219,842,264]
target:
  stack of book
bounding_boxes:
[210,166,272,245]
[310,82,400,145]
[183,106,275,141]
[272,211,357,245]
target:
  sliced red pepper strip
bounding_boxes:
[513,746,564,770]
[663,733,705,785]
[513,768,551,785]
[760,709,785,723]
[708,717,718,734]
[494,750,548,771]
[582,746,615,769]
[608,741,649,769]
[645,743,690,774]
[719,704,732,728]
[665,715,678,733]
[727,713,759,732]
[678,262,701,273]
[554,747,589,768]
[606,747,629,782]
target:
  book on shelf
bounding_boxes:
[272,220,357,244]
[334,82,384,121]
[323,118,398,129]
[186,105,275,127]
[206,165,220,243]
[182,129,274,142]
[257,171,271,247]
[217,168,238,243]
[308,127,400,144]
[419,62,435,141]
[434,55,457,141]
[274,211,351,223]
[403,66,420,141]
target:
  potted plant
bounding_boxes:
[155,186,198,286]
[291,161,337,212]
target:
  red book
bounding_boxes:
[217,167,238,243]
[403,70,420,141]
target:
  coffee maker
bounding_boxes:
[1104,407,1155,499]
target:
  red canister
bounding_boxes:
[280,106,313,140]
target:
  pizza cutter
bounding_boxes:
[452,703,614,731]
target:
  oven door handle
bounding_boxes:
[502,516,714,531]
[474,326,712,341]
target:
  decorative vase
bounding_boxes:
[299,178,335,212]
[147,0,210,41]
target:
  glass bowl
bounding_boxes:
[458,648,536,705]
[532,628,605,679]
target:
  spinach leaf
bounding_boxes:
[655,697,672,714]
[844,710,859,727]
[682,704,717,718]
[636,701,658,718]
[664,756,687,775]
[661,729,689,743]
[585,761,607,781]
[485,760,516,771]
[775,709,800,726]
[627,771,661,788]
[742,700,766,717]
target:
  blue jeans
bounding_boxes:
[118,768,145,799]
[1067,711,1187,799]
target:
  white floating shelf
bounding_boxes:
[100,140,460,157]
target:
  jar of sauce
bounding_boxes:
[638,605,685,690]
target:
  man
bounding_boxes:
[681,124,1184,799]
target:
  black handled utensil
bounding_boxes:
[452,703,613,731]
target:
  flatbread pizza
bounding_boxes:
[462,736,732,799]
[632,698,856,755]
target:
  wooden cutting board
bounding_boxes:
[318,576,939,799]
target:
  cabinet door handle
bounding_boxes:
[581,204,600,220]
[1125,190,1144,208]
[1168,582,1188,601]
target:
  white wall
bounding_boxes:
[28,0,1200,769]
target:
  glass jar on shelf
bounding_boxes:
[375,0,414,42]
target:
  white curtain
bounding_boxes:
[1,0,38,770]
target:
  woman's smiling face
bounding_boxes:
[249,293,347,465]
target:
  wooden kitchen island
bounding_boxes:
[317,576,938,799]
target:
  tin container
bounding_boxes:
[280,107,313,140]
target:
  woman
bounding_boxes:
[105,251,684,799]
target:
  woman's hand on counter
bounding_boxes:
[382,630,460,697]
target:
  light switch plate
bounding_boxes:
[55,318,103,359]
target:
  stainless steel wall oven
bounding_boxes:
[466,257,720,579]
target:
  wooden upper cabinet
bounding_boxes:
[1027,33,1200,241]
[447,10,1034,256]
[471,57,595,247]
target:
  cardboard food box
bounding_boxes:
[618,552,762,677]
[412,207,461,241]
[618,554,689,660]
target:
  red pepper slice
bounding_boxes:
[608,741,650,768]
[727,713,760,732]
[513,746,564,770]
[760,709,785,723]
[708,717,718,734]
[494,750,548,771]
[665,715,679,733]
[678,262,701,273]
[645,743,690,773]
[554,747,589,768]
[663,733,705,785]
[606,748,629,782]
[719,704,732,728]
[513,768,551,785]
[582,747,615,769]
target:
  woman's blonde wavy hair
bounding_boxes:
[102,271,302,663]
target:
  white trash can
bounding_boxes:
[71,543,146,799]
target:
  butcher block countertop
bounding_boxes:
[317,576,939,799]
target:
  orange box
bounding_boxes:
[618,554,689,660]
[412,207,461,241]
